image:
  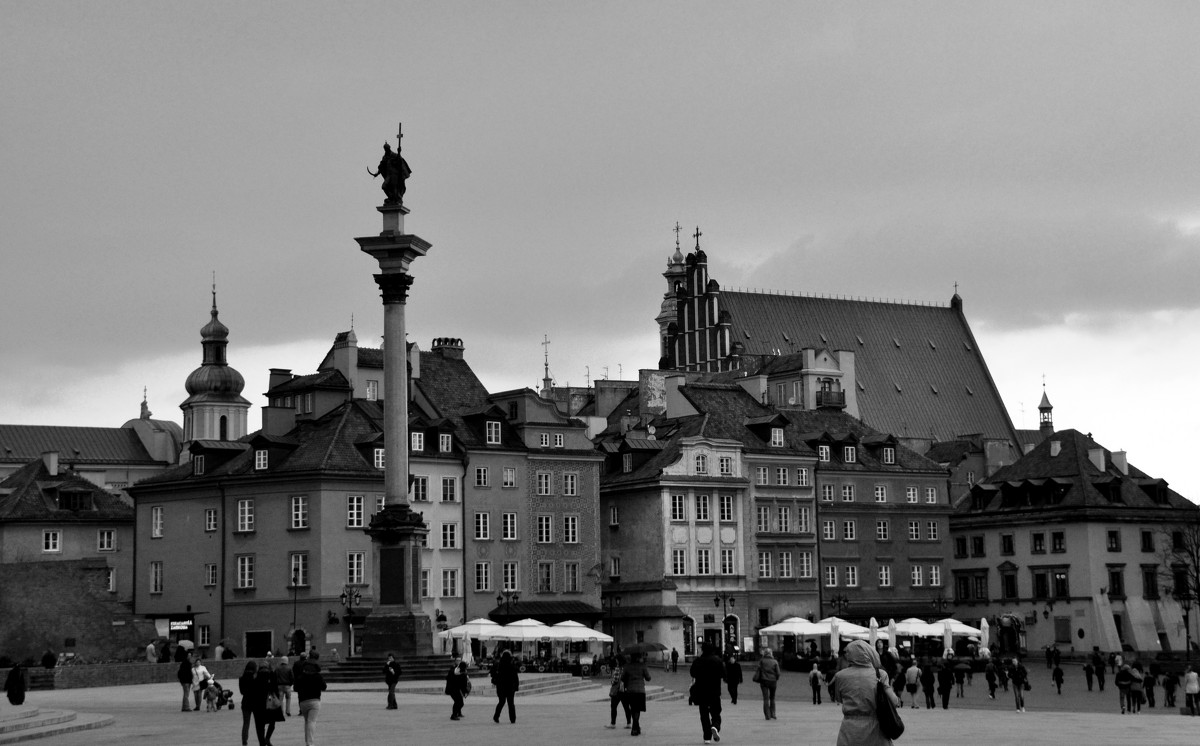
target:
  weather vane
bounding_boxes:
[368,122,412,207]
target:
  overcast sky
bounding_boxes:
[3,2,1198,499]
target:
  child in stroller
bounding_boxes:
[205,680,235,711]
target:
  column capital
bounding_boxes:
[373,272,415,304]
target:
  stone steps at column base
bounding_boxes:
[0,710,114,744]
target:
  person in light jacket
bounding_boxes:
[832,640,901,746]
[753,648,781,720]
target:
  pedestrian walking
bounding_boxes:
[1009,658,1029,712]
[238,661,260,746]
[275,656,293,716]
[1185,666,1200,715]
[904,661,920,708]
[177,652,195,712]
[3,663,28,706]
[920,663,936,709]
[1052,664,1064,694]
[809,665,824,705]
[1051,645,1061,668]
[491,649,519,724]
[252,657,283,746]
[724,654,742,705]
[997,661,1009,692]
[620,651,651,736]
[295,650,327,745]
[1045,646,1053,669]
[831,640,900,746]
[192,657,212,711]
[984,660,998,699]
[671,648,679,673]
[382,654,402,710]
[445,655,468,720]
[1129,663,1145,713]
[1083,661,1094,691]
[689,643,725,744]
[1114,663,1134,714]
[936,663,953,709]
[752,648,781,720]
[146,640,158,664]
[1144,669,1157,708]
[1162,669,1179,708]
[606,655,632,729]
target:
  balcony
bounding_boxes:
[815,390,846,409]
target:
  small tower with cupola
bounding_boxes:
[180,286,249,457]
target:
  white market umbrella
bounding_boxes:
[979,618,990,650]
[438,617,501,640]
[492,618,551,642]
[933,618,982,636]
[760,617,825,637]
[887,619,898,652]
[816,617,869,636]
[462,631,475,666]
[943,620,954,655]
[830,619,841,652]
[869,617,879,647]
[893,618,940,637]
[549,621,613,642]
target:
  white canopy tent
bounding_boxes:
[437,617,502,640]
[548,621,613,642]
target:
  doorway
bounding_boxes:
[245,630,273,658]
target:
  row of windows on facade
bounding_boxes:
[148,497,587,537]
[668,492,940,530]
[952,564,1180,605]
[146,555,585,598]
[664,545,945,588]
[955,528,1172,559]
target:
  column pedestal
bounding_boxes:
[359,504,432,657]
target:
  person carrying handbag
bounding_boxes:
[753,648,781,720]
[831,640,902,746]
[606,655,632,729]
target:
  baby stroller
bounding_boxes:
[209,681,235,710]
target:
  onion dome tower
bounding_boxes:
[180,285,250,452]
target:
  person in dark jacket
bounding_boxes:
[4,663,28,706]
[753,649,781,721]
[1009,658,1029,712]
[238,661,260,746]
[724,654,743,705]
[1052,664,1065,694]
[177,653,194,711]
[253,659,283,746]
[920,663,937,709]
[491,649,520,723]
[690,643,726,743]
[445,656,468,720]
[294,650,327,746]
[937,663,954,709]
[1115,663,1134,713]
[275,657,293,717]
[383,653,402,710]
[621,652,651,736]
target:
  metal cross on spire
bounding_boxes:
[693,226,702,250]
[674,221,682,250]
[396,122,403,149]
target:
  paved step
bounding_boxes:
[0,709,114,744]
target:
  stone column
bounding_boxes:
[356,203,434,657]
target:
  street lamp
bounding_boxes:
[930,594,949,615]
[714,592,736,655]
[827,593,851,616]
[1171,586,1194,660]
[496,590,520,623]
[340,586,362,617]
[291,570,300,629]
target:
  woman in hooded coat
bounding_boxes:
[831,639,901,746]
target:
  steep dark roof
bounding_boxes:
[719,291,1017,443]
[266,369,350,396]
[924,439,977,466]
[960,429,1196,514]
[0,425,161,466]
[0,458,133,521]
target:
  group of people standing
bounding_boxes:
[238,651,326,746]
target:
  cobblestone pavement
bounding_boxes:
[17,662,1200,746]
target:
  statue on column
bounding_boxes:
[368,125,411,206]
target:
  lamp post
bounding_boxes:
[496,590,520,624]
[714,592,736,655]
[1172,586,1194,660]
[930,594,949,615]
[291,569,300,629]
[340,586,362,617]
[827,593,851,617]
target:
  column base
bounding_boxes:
[359,609,433,657]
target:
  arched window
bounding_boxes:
[219,415,228,440]
[695,453,708,475]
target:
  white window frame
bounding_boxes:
[441,477,458,502]
[926,521,939,541]
[841,484,855,502]
[696,494,710,521]
[347,551,365,585]
[540,432,550,448]
[776,467,789,485]
[475,561,491,592]
[798,506,811,533]
[779,551,794,578]
[563,514,579,543]
[672,494,688,522]
[365,379,379,401]
[502,467,516,488]
[97,529,115,552]
[842,520,856,541]
[237,499,254,532]
[719,456,733,476]
[882,447,896,465]
[844,446,857,463]
[906,487,919,503]
[565,561,579,592]
[821,485,834,502]
[474,512,490,540]
[925,487,938,504]
[255,449,268,470]
[719,494,734,522]
[797,467,810,487]
[825,564,838,587]
[486,421,502,444]
[911,565,924,587]
[720,548,735,575]
[411,475,429,502]
[291,495,309,529]
[822,520,836,541]
[502,512,518,540]
[930,565,942,587]
[563,472,578,496]
[475,467,489,487]
[442,568,459,598]
[879,565,892,587]
[770,427,784,447]
[755,467,768,486]
[874,485,887,502]
[236,555,254,589]
[411,432,424,451]
[609,556,621,579]
[150,560,164,593]
[441,522,459,549]
[43,529,61,553]
[818,445,831,462]
[672,548,687,575]
[779,506,792,533]
[845,565,859,587]
[151,506,164,538]
[695,453,708,474]
[537,514,553,543]
[759,551,772,577]
[440,433,453,453]
[536,472,552,496]
[876,519,890,541]
[554,433,564,448]
[290,552,308,587]
[757,505,770,533]
[696,549,710,575]
[374,448,385,469]
[204,563,218,587]
[346,495,364,527]
[798,551,813,578]
[908,520,920,540]
[204,508,217,532]
[537,561,554,592]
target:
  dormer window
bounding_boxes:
[695,453,709,474]
[57,492,92,511]
[439,433,452,452]
[374,448,386,469]
[365,379,379,401]
[882,447,895,465]
[192,455,206,476]
[486,421,501,445]
[255,449,268,470]
[843,446,857,463]
[622,453,633,473]
[770,427,784,447]
[411,432,424,452]
[818,445,830,462]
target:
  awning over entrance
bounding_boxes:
[488,600,604,626]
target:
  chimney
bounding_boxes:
[41,451,59,476]
[269,368,293,390]
[431,337,465,360]
[1088,447,1106,472]
[1112,450,1128,475]
[1049,441,1061,457]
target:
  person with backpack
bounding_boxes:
[294,649,327,745]
[605,654,632,729]
[809,664,824,705]
[831,640,901,746]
